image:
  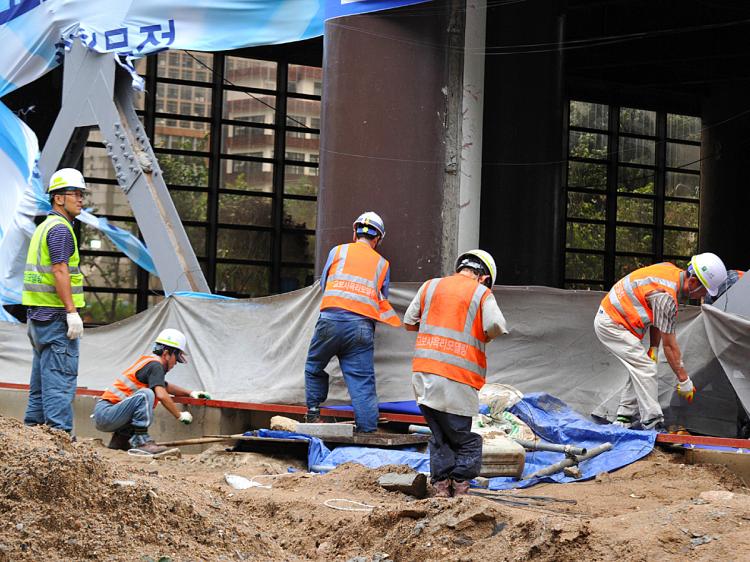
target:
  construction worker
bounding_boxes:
[704,269,745,305]
[595,253,727,431]
[22,169,89,434]
[304,212,402,432]
[93,328,211,455]
[404,250,509,497]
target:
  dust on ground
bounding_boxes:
[1,415,749,561]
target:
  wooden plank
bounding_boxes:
[656,433,750,449]
[0,382,427,424]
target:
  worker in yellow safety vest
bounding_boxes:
[93,329,211,455]
[404,249,509,497]
[595,253,727,431]
[304,212,402,432]
[22,168,89,434]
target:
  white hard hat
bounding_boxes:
[689,252,727,297]
[455,249,498,287]
[353,211,385,239]
[154,328,188,363]
[48,168,88,193]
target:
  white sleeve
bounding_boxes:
[403,282,428,326]
[482,293,509,340]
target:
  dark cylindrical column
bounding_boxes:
[480,1,566,286]
[700,88,750,270]
[318,6,458,281]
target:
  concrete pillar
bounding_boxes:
[480,1,565,286]
[317,1,485,281]
[700,88,750,270]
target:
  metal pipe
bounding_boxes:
[523,442,613,480]
[514,438,587,457]
[408,425,432,435]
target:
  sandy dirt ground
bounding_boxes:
[1,416,749,561]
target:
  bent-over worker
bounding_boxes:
[93,329,210,455]
[304,212,401,433]
[404,250,509,497]
[594,253,727,431]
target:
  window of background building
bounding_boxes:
[564,100,701,290]
[81,50,321,323]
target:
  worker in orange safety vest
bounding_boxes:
[595,253,727,431]
[93,328,210,455]
[404,249,509,497]
[304,212,402,432]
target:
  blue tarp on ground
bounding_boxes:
[255,393,656,489]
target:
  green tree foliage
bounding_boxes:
[566,102,700,286]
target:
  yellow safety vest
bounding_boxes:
[22,214,85,308]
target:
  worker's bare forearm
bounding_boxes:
[661,334,687,381]
[404,323,419,332]
[51,265,76,312]
[154,387,182,418]
[167,383,191,397]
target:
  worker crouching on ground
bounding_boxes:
[594,253,727,431]
[22,169,89,434]
[404,250,509,497]
[304,212,402,433]
[93,329,211,455]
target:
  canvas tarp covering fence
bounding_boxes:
[1,282,748,437]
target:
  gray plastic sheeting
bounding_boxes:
[0,282,747,436]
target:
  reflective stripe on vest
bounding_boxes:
[600,263,683,339]
[320,242,402,327]
[412,275,490,390]
[22,214,85,308]
[100,355,162,409]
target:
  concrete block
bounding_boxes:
[378,472,427,498]
[295,422,353,438]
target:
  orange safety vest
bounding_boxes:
[738,270,745,280]
[100,355,163,408]
[600,263,685,339]
[320,242,402,327]
[412,274,491,390]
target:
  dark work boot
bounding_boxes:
[130,440,169,455]
[107,431,132,451]
[452,480,470,496]
[432,479,452,498]
[304,408,322,423]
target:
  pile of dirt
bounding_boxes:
[0,417,284,561]
[2,415,750,561]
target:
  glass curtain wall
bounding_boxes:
[81,50,321,323]
[565,100,701,289]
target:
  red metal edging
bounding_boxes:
[0,382,426,424]
[656,433,750,449]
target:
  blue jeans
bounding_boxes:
[24,318,80,433]
[304,317,378,432]
[93,388,155,433]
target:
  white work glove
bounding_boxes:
[178,411,193,425]
[676,377,695,404]
[66,312,84,339]
[190,390,211,400]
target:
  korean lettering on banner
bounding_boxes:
[80,19,176,55]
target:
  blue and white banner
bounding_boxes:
[0,0,325,97]
[324,0,431,20]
